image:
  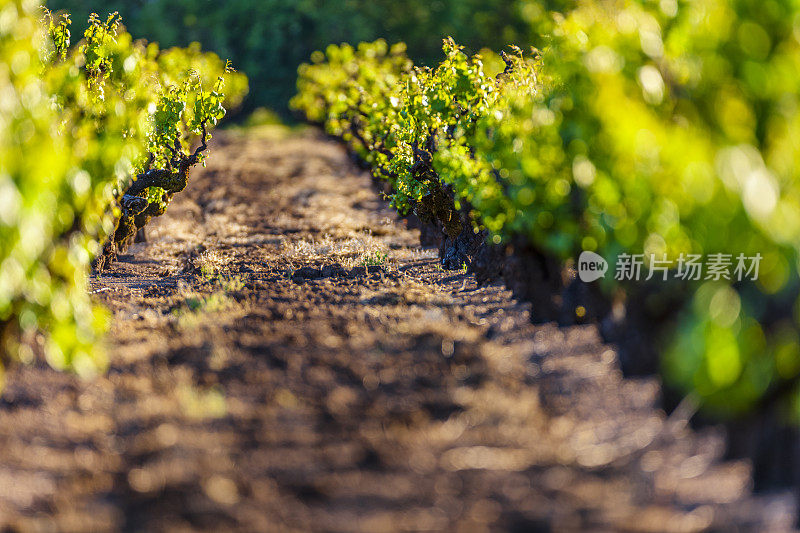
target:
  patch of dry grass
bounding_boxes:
[280,231,395,269]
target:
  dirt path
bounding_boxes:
[0,127,795,532]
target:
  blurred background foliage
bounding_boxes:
[44,0,536,116]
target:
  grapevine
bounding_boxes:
[0,1,247,381]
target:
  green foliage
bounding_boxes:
[466,0,800,415]
[144,47,246,174]
[293,38,536,239]
[1,0,111,378]
[361,251,387,267]
[64,14,248,270]
[46,0,535,114]
[293,0,800,417]
[0,2,247,385]
[80,11,120,94]
[291,39,411,165]
[43,7,69,59]
[385,38,496,213]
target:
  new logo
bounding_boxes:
[578,251,608,282]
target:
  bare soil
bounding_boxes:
[0,127,795,532]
